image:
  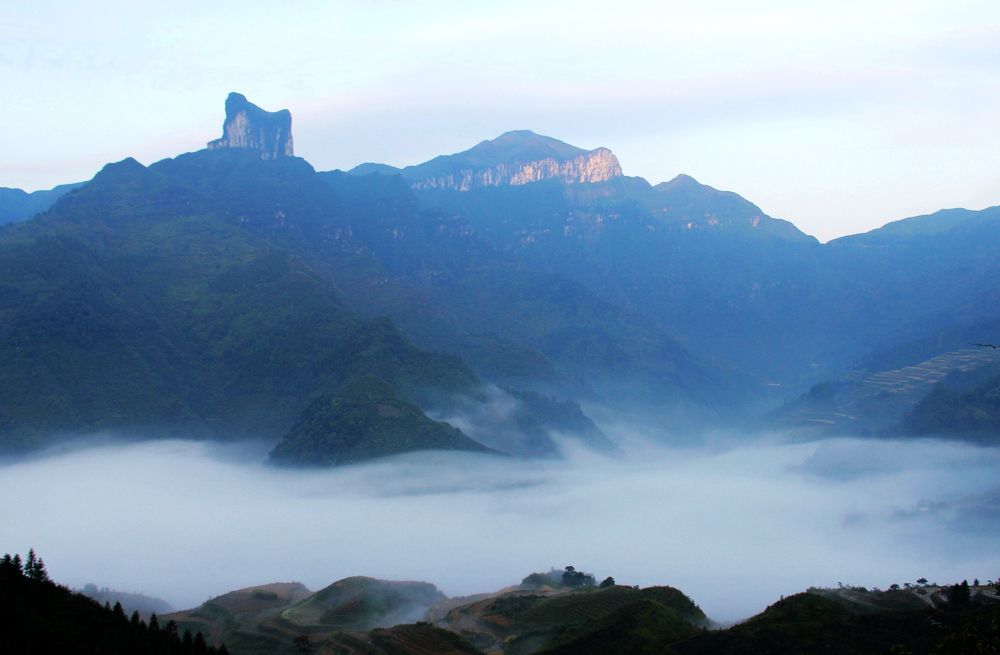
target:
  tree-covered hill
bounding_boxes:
[0,153,478,453]
[0,551,226,655]
[269,375,493,465]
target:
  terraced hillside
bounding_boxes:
[772,347,1000,436]
[860,349,1000,396]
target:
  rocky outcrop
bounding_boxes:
[207,92,293,159]
[409,147,622,191]
[400,130,623,191]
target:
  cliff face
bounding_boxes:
[409,147,622,191]
[400,130,623,191]
[207,92,293,159]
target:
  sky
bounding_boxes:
[2,0,999,241]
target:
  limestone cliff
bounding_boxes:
[401,130,622,191]
[207,92,293,159]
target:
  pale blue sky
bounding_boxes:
[3,0,998,240]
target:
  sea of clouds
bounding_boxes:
[2,431,998,623]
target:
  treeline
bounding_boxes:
[0,550,227,655]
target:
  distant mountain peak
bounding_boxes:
[660,173,701,189]
[206,92,293,160]
[91,157,148,185]
[348,162,402,176]
[651,173,815,242]
[401,130,622,191]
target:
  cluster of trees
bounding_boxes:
[561,566,596,588]
[521,565,611,590]
[0,550,227,655]
[2,548,49,582]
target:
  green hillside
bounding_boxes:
[0,153,478,453]
[269,376,493,465]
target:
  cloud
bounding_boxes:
[1,433,997,623]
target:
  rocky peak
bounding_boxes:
[402,130,623,191]
[207,92,293,160]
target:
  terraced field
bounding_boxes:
[860,349,1000,397]
[773,348,1000,435]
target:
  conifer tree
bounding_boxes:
[24,548,37,577]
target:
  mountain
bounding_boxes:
[433,581,708,654]
[903,372,1000,439]
[409,170,823,383]
[166,577,479,655]
[269,375,493,465]
[165,568,708,655]
[0,149,480,453]
[822,205,1000,346]
[648,173,811,240]
[11,552,1000,655]
[0,182,84,225]
[770,344,1000,437]
[348,162,402,176]
[207,92,293,159]
[410,169,1000,393]
[7,91,1000,445]
[833,205,1000,242]
[394,130,623,191]
[670,586,1000,654]
[156,567,1000,655]
[0,94,653,461]
[280,577,445,630]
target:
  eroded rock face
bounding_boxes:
[207,92,293,159]
[410,147,622,191]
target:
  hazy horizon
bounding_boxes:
[3,431,998,624]
[4,0,1000,241]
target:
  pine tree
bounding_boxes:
[31,555,49,582]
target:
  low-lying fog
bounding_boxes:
[2,432,999,623]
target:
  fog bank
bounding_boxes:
[2,434,998,623]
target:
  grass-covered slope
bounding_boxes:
[538,599,696,655]
[669,588,1000,655]
[279,576,445,630]
[436,582,707,655]
[167,576,481,655]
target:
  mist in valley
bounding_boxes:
[2,429,998,624]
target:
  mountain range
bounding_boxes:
[10,553,995,655]
[2,92,999,459]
